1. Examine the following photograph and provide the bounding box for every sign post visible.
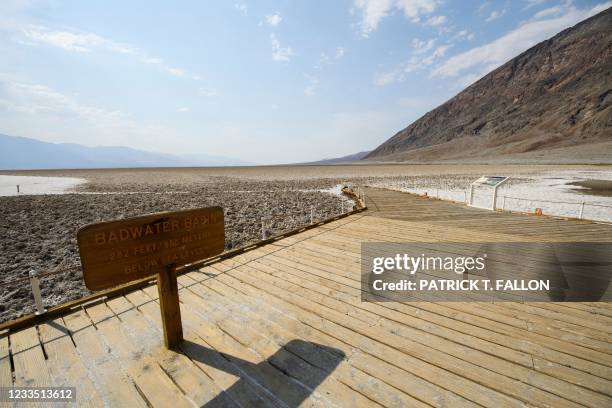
[157,264,182,347]
[77,207,224,349]
[468,176,510,210]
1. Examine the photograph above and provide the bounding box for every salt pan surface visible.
[0,175,86,196]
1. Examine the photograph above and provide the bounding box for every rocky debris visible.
[365,7,612,162]
[0,175,348,323]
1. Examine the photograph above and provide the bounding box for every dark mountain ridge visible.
[365,7,612,163]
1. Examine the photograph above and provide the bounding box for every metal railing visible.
[497,195,612,220]
[404,187,612,221]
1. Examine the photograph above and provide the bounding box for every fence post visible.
[29,270,47,315]
[261,217,267,240]
[579,202,585,220]
[16,185,20,194]
[310,206,314,224]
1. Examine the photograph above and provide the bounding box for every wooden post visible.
[261,217,267,240]
[29,270,47,315]
[157,265,183,349]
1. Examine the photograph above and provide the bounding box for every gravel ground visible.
[0,170,357,323]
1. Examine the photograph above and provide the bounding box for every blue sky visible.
[0,0,609,164]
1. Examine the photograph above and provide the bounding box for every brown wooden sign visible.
[77,207,225,291]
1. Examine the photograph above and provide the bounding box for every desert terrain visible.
[1,163,611,323]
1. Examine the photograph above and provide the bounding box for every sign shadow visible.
[179,338,346,408]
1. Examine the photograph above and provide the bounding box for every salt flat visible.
[0,175,85,196]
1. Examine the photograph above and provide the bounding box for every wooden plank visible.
[283,232,612,359]
[175,280,394,408]
[37,319,104,406]
[10,327,50,389]
[248,256,612,395]
[62,309,148,407]
[229,264,609,408]
[0,334,12,408]
[0,334,11,387]
[207,271,499,407]
[103,295,240,407]
[83,301,194,408]
[303,249,612,372]
[180,273,462,408]
[220,268,525,407]
[125,290,286,407]
[259,251,612,388]
[137,289,330,408]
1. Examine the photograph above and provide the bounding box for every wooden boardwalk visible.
[1,187,611,407]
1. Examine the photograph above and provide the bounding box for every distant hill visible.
[365,7,612,163]
[0,134,249,169]
[306,151,371,165]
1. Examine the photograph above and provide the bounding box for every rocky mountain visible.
[306,150,371,164]
[365,7,612,163]
[0,134,249,170]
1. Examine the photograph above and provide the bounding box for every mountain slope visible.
[365,7,612,163]
[0,134,249,169]
[306,151,371,164]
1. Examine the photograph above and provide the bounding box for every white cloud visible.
[453,30,475,41]
[426,15,447,26]
[316,52,331,68]
[374,70,400,86]
[412,38,435,54]
[0,75,175,150]
[266,12,282,27]
[304,74,319,96]
[432,2,611,82]
[533,6,564,19]
[524,0,548,9]
[167,68,185,77]
[485,9,506,22]
[142,57,163,64]
[315,46,345,69]
[0,77,142,136]
[375,43,450,85]
[176,107,190,113]
[234,3,248,15]
[270,33,294,62]
[14,25,200,81]
[335,46,346,59]
[199,88,217,97]
[353,0,440,37]
[20,25,133,54]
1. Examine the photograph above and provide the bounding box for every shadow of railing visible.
[179,338,345,408]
